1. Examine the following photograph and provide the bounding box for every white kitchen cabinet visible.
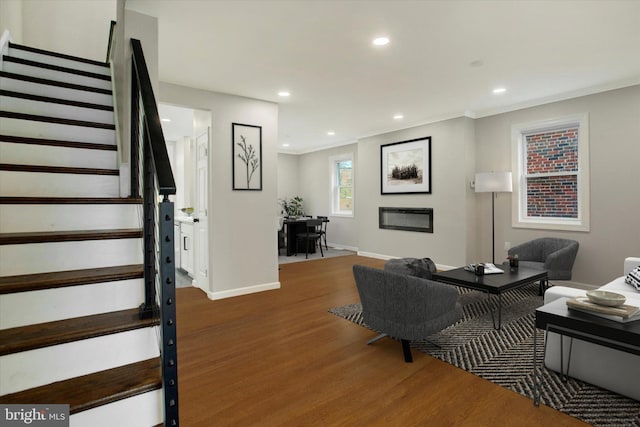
[179,222,194,276]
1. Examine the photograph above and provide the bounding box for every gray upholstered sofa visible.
[352,264,461,362]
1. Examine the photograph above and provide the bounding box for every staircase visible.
[0,41,167,426]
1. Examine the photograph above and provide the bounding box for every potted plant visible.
[281,196,304,218]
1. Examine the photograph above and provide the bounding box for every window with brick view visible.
[525,127,579,218]
[511,113,590,231]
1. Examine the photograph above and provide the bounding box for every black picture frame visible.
[232,123,262,191]
[380,136,431,194]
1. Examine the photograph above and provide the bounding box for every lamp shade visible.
[475,172,513,193]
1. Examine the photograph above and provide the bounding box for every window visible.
[330,154,354,217]
[511,113,590,231]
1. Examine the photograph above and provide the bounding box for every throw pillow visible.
[625,266,640,291]
[384,257,437,279]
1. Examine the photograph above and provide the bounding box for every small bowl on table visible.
[586,290,626,307]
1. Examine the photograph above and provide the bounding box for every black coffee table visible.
[432,266,548,330]
[532,297,640,406]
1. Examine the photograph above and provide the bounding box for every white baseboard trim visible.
[206,281,281,300]
[328,243,358,252]
[356,251,394,261]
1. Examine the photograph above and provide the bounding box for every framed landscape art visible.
[232,122,262,191]
[380,136,432,194]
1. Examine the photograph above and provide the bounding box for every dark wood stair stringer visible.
[0,229,143,245]
[0,358,162,415]
[0,264,144,295]
[0,308,159,356]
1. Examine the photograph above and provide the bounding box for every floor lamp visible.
[475,172,513,264]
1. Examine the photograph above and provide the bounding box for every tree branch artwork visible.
[237,135,260,188]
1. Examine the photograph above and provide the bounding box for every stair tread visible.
[0,228,143,245]
[0,308,159,356]
[3,56,111,81]
[0,196,142,204]
[0,111,115,130]
[0,163,119,175]
[0,71,112,95]
[0,134,116,151]
[8,42,110,69]
[0,357,162,414]
[0,89,113,111]
[0,264,144,295]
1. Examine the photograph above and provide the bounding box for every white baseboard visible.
[328,243,358,252]
[356,251,394,261]
[206,281,281,300]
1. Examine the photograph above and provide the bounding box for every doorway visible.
[159,103,211,291]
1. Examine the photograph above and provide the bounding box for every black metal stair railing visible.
[130,37,179,426]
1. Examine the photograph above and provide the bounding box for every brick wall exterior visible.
[525,127,579,218]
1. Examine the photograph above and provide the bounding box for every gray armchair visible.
[508,237,579,280]
[352,265,462,363]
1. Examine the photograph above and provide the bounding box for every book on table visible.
[463,263,504,274]
[566,297,640,323]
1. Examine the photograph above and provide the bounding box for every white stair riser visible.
[0,204,140,233]
[3,61,112,91]
[0,141,117,170]
[0,327,160,394]
[70,390,162,427]
[0,171,120,197]
[8,48,110,76]
[0,239,143,276]
[0,279,144,329]
[0,96,114,124]
[0,76,113,106]
[0,117,115,145]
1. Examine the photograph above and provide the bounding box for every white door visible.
[193,129,209,291]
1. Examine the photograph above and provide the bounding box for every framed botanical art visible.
[232,123,262,191]
[380,136,431,194]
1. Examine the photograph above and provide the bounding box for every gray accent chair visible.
[508,237,579,282]
[383,257,436,279]
[352,265,462,363]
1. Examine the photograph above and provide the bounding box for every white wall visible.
[160,82,279,299]
[475,85,640,285]
[277,153,299,202]
[0,0,23,42]
[297,144,359,250]
[17,0,115,61]
[356,117,475,267]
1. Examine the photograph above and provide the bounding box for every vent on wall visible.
[379,207,433,233]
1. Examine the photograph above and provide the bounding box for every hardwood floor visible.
[176,255,589,426]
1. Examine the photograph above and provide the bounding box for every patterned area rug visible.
[329,283,640,427]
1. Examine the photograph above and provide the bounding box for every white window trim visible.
[511,113,590,232]
[329,153,354,218]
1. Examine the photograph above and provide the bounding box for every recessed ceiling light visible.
[372,37,390,46]
[393,114,404,120]
[161,118,171,122]
[327,131,335,136]
[493,87,507,94]
[278,91,290,97]
[282,143,290,147]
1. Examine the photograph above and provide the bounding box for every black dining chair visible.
[295,219,324,259]
[317,216,329,250]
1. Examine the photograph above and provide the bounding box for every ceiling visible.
[127,0,640,154]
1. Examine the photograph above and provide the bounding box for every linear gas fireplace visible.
[379,207,433,233]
